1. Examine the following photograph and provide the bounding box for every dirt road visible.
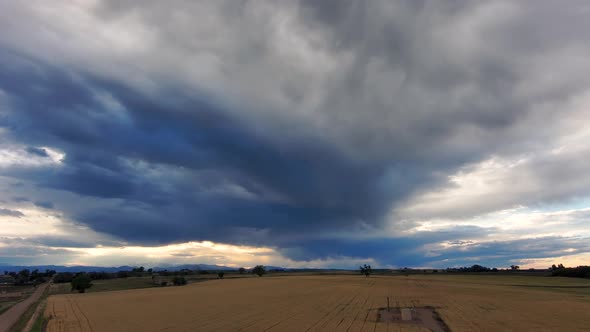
[0,283,48,332]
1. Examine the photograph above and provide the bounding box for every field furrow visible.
[44,274,590,332]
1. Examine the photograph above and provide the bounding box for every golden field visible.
[45,274,590,331]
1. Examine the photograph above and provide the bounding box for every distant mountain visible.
[263,266,290,271]
[152,264,237,271]
[151,264,291,271]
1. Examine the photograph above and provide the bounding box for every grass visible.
[86,277,159,293]
[8,288,48,332]
[0,285,35,293]
[49,274,256,295]
[29,301,47,332]
[50,276,160,295]
[0,300,19,315]
[8,300,36,332]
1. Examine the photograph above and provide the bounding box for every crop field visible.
[45,274,590,331]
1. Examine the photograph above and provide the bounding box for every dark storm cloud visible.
[0,54,401,241]
[279,225,474,265]
[0,208,24,218]
[0,42,465,242]
[1,0,590,267]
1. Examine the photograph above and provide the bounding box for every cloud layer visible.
[1,0,590,268]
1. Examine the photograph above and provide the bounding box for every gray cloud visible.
[397,142,590,221]
[0,208,24,218]
[1,1,590,267]
[426,235,590,268]
[33,201,54,209]
[25,147,49,157]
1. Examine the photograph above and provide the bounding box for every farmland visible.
[45,274,590,331]
[0,285,37,315]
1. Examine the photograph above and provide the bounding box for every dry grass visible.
[45,274,590,331]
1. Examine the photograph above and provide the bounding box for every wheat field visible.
[45,274,590,331]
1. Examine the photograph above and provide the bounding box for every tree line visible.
[549,264,590,279]
[2,269,56,285]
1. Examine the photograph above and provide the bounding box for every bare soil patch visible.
[378,306,451,332]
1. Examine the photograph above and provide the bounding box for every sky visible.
[1,0,590,269]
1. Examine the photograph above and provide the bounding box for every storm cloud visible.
[1,1,590,267]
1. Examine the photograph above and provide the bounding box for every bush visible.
[218,272,225,279]
[252,265,266,277]
[360,264,372,277]
[71,273,93,293]
[172,276,187,286]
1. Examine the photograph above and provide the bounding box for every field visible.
[0,285,36,315]
[45,274,590,331]
[47,273,261,295]
[0,283,48,332]
[48,277,159,295]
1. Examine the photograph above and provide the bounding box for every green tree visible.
[15,269,31,285]
[360,264,372,277]
[238,267,246,274]
[132,266,145,273]
[252,265,266,277]
[71,273,93,293]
